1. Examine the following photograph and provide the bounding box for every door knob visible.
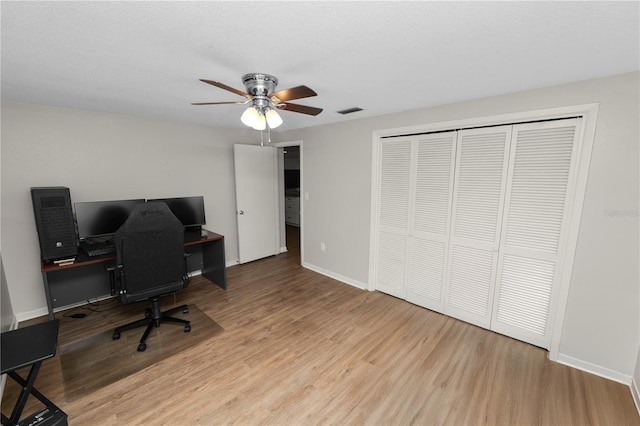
[238,210,244,215]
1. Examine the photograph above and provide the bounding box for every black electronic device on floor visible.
[1,320,68,426]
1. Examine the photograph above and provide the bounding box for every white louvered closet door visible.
[374,136,413,299]
[444,126,512,328]
[491,119,580,348]
[405,132,457,312]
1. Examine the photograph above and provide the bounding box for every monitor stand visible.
[184,226,204,243]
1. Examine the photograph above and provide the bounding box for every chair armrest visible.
[182,253,192,284]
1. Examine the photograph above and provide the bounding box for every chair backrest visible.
[114,201,187,303]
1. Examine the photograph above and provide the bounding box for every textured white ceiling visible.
[2,1,638,131]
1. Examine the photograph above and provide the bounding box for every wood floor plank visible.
[2,227,639,425]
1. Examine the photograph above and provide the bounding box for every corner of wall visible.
[302,261,368,290]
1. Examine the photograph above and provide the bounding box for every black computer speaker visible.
[31,187,78,262]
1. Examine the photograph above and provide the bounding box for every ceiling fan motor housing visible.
[242,73,278,96]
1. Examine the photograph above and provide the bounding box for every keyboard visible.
[83,244,116,258]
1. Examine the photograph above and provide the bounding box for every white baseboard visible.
[16,307,49,322]
[556,353,632,386]
[8,316,18,331]
[632,375,640,416]
[301,261,367,290]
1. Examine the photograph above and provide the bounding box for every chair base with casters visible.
[112,296,192,352]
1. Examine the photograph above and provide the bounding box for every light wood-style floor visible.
[3,226,639,425]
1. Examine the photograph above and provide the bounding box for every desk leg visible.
[201,239,227,290]
[41,272,55,320]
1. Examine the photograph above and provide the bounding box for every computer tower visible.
[31,187,78,262]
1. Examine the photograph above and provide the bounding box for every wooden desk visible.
[41,230,226,319]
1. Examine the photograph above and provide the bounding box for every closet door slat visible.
[379,138,412,230]
[504,125,576,254]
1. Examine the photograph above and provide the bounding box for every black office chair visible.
[111,201,191,352]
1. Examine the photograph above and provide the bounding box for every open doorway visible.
[283,146,301,258]
[272,140,303,263]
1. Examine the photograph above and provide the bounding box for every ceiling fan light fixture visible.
[252,114,266,131]
[265,108,283,129]
[241,106,262,129]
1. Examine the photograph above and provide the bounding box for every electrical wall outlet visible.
[320,242,326,252]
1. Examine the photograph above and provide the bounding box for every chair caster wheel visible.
[137,343,147,352]
[145,309,152,319]
[113,332,120,340]
[184,324,191,333]
[183,307,189,314]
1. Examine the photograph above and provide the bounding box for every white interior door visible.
[405,132,457,312]
[373,136,412,299]
[234,144,279,263]
[491,119,581,348]
[444,126,512,329]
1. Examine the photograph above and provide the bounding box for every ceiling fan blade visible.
[278,102,323,116]
[191,101,247,105]
[200,79,252,99]
[270,85,317,103]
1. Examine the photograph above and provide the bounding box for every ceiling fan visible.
[192,73,323,130]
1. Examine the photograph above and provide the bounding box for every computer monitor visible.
[74,199,146,240]
[148,196,206,231]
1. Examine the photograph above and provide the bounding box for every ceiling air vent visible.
[337,107,363,115]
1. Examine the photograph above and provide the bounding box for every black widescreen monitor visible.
[148,196,206,231]
[75,199,146,240]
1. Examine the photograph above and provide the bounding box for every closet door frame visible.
[369,103,599,362]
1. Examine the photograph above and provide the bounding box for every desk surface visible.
[41,230,223,272]
[1,320,60,373]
